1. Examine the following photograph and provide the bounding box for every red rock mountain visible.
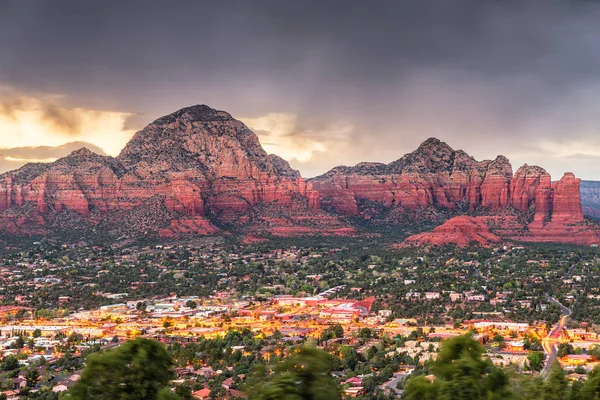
[0,105,349,238]
[310,138,599,246]
[0,106,597,246]
[311,138,514,215]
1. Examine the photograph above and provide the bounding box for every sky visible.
[2,0,600,179]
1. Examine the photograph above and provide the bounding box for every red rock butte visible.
[401,216,502,247]
[0,105,597,246]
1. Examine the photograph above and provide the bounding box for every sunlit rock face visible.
[312,138,599,246]
[311,138,515,215]
[0,105,347,237]
[0,105,596,245]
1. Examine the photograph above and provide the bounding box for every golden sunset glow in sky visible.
[0,95,136,157]
[242,113,355,163]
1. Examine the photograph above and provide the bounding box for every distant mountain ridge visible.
[581,180,600,219]
[0,104,597,246]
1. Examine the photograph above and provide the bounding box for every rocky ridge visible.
[0,105,597,246]
[0,105,344,239]
[310,138,599,246]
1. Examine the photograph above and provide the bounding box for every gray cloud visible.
[0,98,26,120]
[0,92,85,135]
[1,0,600,179]
[38,102,83,135]
[562,154,600,162]
[122,113,150,131]
[0,142,107,173]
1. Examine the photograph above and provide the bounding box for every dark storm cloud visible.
[2,0,600,178]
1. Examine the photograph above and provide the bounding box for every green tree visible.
[185,300,197,309]
[320,330,333,345]
[174,384,194,400]
[68,338,176,400]
[339,346,358,371]
[513,376,544,400]
[25,369,40,387]
[493,334,506,349]
[157,388,182,400]
[248,346,341,400]
[527,351,544,372]
[557,343,574,358]
[571,381,584,400]
[271,330,283,340]
[331,324,344,339]
[404,375,441,400]
[358,328,372,340]
[589,345,600,361]
[11,336,25,349]
[404,334,511,400]
[543,362,568,400]
[68,333,84,344]
[580,365,600,399]
[1,355,19,371]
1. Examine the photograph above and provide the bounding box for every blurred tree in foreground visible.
[404,334,511,400]
[67,338,178,400]
[248,346,341,400]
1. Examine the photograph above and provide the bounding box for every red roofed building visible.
[343,377,364,387]
[356,296,375,315]
[193,388,212,399]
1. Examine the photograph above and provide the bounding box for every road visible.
[564,262,578,279]
[379,372,410,396]
[540,295,570,378]
[539,258,579,378]
[474,268,489,282]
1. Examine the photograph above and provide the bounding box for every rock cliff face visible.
[581,181,600,220]
[0,105,345,238]
[520,172,597,245]
[0,105,596,246]
[311,138,514,216]
[115,105,327,230]
[312,138,599,246]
